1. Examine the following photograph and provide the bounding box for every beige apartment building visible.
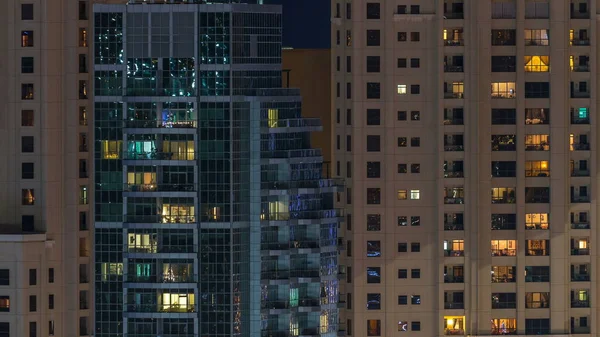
[0,0,97,336]
[333,0,598,336]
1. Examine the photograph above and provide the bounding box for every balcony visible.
[444,197,464,204]
[525,275,549,282]
[571,116,590,124]
[126,304,196,313]
[571,64,589,72]
[262,148,322,159]
[444,171,464,178]
[290,269,320,278]
[261,209,343,221]
[262,118,322,130]
[571,143,590,151]
[126,274,197,283]
[443,117,464,125]
[571,38,590,46]
[444,11,464,19]
[444,302,464,309]
[571,300,590,308]
[572,248,590,256]
[124,184,197,193]
[444,39,464,47]
[571,195,590,203]
[571,273,590,282]
[124,215,196,224]
[444,64,464,73]
[571,222,590,230]
[261,300,290,310]
[444,250,465,257]
[124,119,197,129]
[571,91,590,98]
[124,151,195,161]
[492,328,517,335]
[493,274,516,283]
[444,91,464,99]
[262,178,344,191]
[444,222,464,231]
[572,326,591,334]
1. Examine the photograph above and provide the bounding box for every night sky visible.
[265,0,331,49]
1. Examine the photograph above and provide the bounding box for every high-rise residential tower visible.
[0,0,96,336]
[93,1,341,337]
[334,0,598,336]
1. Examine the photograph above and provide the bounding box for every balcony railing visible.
[571,116,590,124]
[444,39,464,46]
[493,275,516,283]
[571,300,590,308]
[444,171,464,178]
[444,65,464,72]
[571,196,590,203]
[492,328,517,335]
[571,10,590,19]
[571,91,591,98]
[444,145,464,151]
[571,222,590,229]
[444,223,464,231]
[262,148,322,159]
[492,302,516,309]
[444,250,465,257]
[443,118,464,125]
[444,92,464,99]
[572,248,590,256]
[124,184,197,192]
[444,197,464,204]
[126,274,197,283]
[444,275,464,283]
[572,39,590,46]
[261,301,290,310]
[123,119,197,129]
[444,302,464,309]
[261,209,344,221]
[572,143,590,151]
[126,304,197,313]
[572,64,589,72]
[124,151,195,161]
[262,178,344,190]
[572,326,591,334]
[572,273,590,282]
[124,215,196,224]
[262,118,322,129]
[525,275,549,282]
[444,12,464,19]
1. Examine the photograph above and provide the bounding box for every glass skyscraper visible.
[92,2,342,337]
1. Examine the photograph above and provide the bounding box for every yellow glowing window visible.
[127,233,157,252]
[443,29,448,40]
[570,29,574,44]
[452,82,464,94]
[525,161,550,177]
[397,190,408,200]
[444,316,464,335]
[268,108,279,128]
[127,172,156,186]
[161,293,195,312]
[162,204,195,223]
[0,297,9,311]
[397,84,407,94]
[102,140,122,159]
[100,262,123,281]
[491,240,516,256]
[578,240,588,249]
[492,318,516,334]
[525,213,548,230]
[410,190,420,200]
[524,56,549,72]
[163,140,195,160]
[570,55,575,70]
[578,290,588,301]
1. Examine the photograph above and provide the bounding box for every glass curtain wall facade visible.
[93,3,341,337]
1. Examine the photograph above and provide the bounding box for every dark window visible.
[398,295,408,304]
[398,32,407,41]
[29,322,36,337]
[398,242,408,252]
[525,82,550,98]
[22,4,33,20]
[411,137,420,147]
[336,109,340,123]
[79,1,88,20]
[336,56,340,71]
[48,268,54,283]
[366,293,381,310]
[367,241,381,257]
[525,319,550,335]
[22,83,34,99]
[367,214,381,231]
[398,58,407,68]
[411,242,421,252]
[366,82,381,99]
[22,110,34,126]
[346,82,352,99]
[411,111,420,121]
[29,295,36,312]
[366,30,381,46]
[492,292,517,309]
[491,29,516,46]
[491,135,516,151]
[336,135,340,150]
[411,164,420,173]
[491,108,516,125]
[22,136,34,153]
[22,215,34,232]
[411,5,420,14]
[398,137,407,147]
[366,135,380,152]
[366,109,381,125]
[346,3,352,19]
[410,32,420,41]
[346,109,352,125]
[346,161,352,178]
[79,54,88,73]
[367,267,381,283]
[491,161,517,177]
[0,323,8,337]
[79,211,88,231]
[366,3,381,19]
[0,270,8,285]
[21,57,34,73]
[29,269,36,285]
[346,56,352,73]
[367,162,381,178]
[398,164,407,173]
[398,111,407,120]
[411,216,421,226]
[346,135,352,151]
[336,30,340,45]
[526,187,550,203]
[346,266,352,283]
[367,188,381,204]
[22,162,35,179]
[491,56,516,72]
[411,269,421,278]
[366,56,381,72]
[410,85,420,94]
[411,295,421,304]
[410,58,420,68]
[398,269,408,279]
[412,322,421,331]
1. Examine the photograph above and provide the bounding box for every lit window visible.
[0,296,9,312]
[397,190,407,200]
[79,186,88,205]
[492,318,516,335]
[410,190,420,200]
[491,82,516,98]
[397,84,407,94]
[79,28,87,47]
[525,134,550,151]
[100,262,123,281]
[444,316,465,335]
[267,108,278,128]
[525,213,549,230]
[22,189,35,205]
[101,140,122,159]
[525,161,550,177]
[524,56,550,72]
[21,31,34,47]
[491,240,517,256]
